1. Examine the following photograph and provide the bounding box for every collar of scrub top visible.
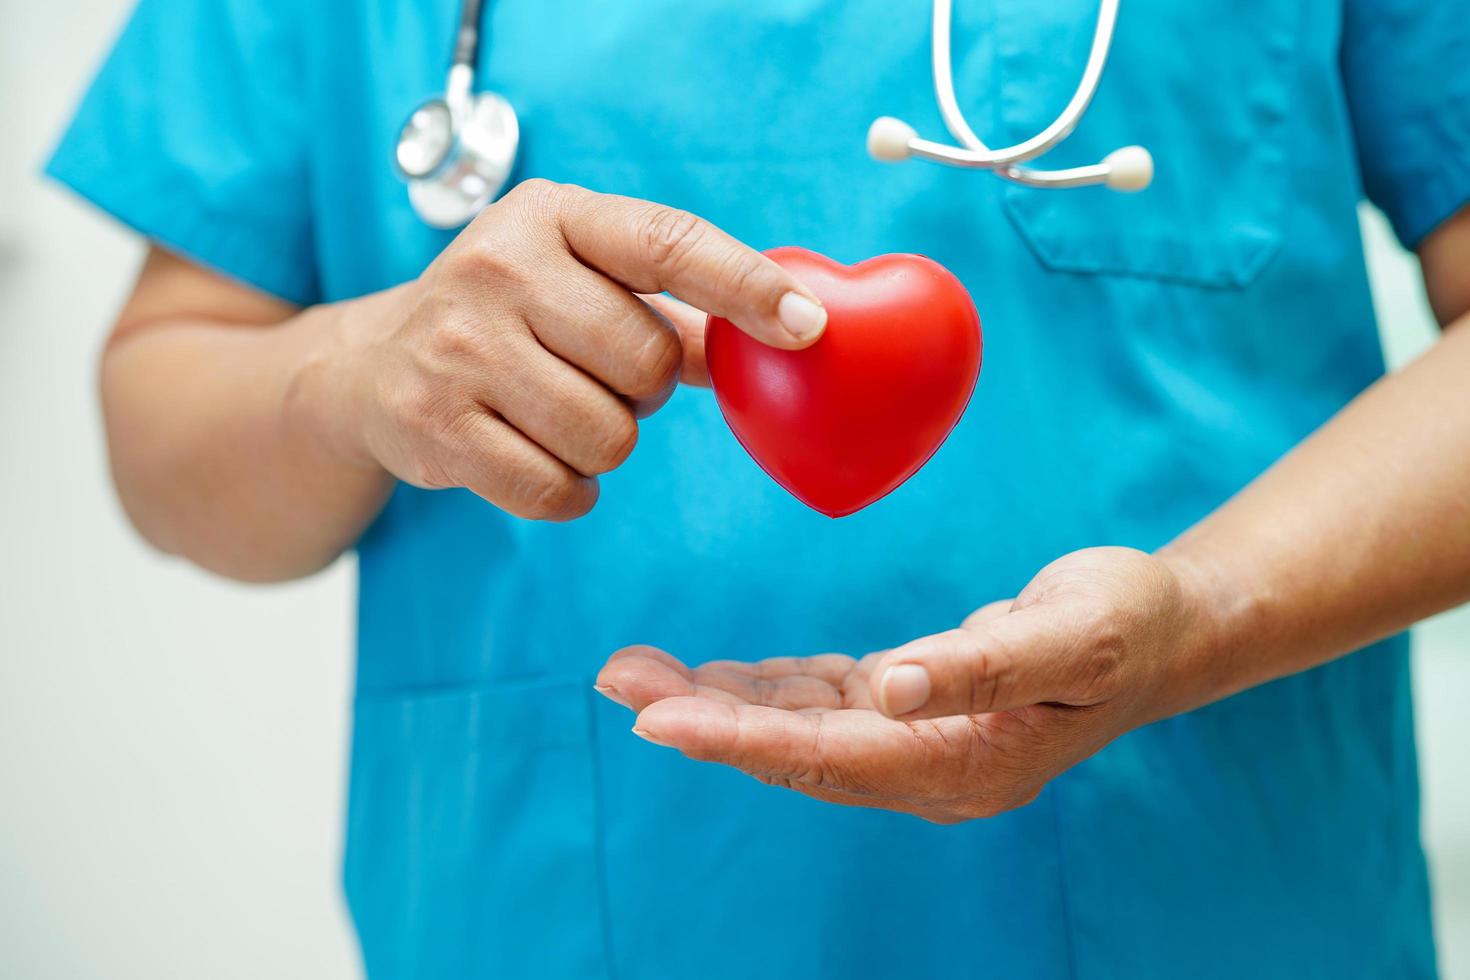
[868,0,1154,191]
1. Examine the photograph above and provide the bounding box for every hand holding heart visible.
[310,181,831,524]
[597,548,1214,823]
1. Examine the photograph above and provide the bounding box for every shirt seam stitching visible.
[1050,785,1080,980]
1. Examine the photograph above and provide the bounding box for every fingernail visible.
[632,726,670,748]
[594,684,631,710]
[777,291,827,342]
[880,664,932,716]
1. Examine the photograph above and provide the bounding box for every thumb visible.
[869,608,1094,720]
[640,292,711,387]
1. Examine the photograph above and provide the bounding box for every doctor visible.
[50,0,1470,977]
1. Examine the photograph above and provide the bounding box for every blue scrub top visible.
[50,1,1470,976]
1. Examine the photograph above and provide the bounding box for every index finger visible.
[549,184,827,349]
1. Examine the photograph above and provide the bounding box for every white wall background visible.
[1,3,362,977]
[1,3,1466,978]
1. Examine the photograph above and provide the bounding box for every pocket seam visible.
[586,685,621,980]
[344,674,611,977]
[994,0,1305,290]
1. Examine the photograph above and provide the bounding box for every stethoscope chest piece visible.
[395,0,519,229]
[398,89,519,229]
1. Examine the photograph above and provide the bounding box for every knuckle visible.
[624,324,682,399]
[438,241,528,295]
[476,179,574,257]
[431,401,486,448]
[517,472,594,522]
[1075,607,1127,703]
[589,409,639,474]
[952,630,1007,713]
[506,177,565,212]
[479,245,530,285]
[637,205,704,272]
[512,477,565,520]
[424,316,485,361]
[1079,638,1126,703]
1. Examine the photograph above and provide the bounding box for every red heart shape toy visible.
[706,247,982,517]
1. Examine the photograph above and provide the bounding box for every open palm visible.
[599,645,1033,821]
[597,547,1201,823]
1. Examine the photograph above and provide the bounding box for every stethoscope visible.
[395,0,1152,228]
[393,0,519,228]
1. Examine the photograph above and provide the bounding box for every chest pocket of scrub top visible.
[343,677,607,979]
[988,0,1304,288]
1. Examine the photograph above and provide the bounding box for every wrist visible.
[1152,540,1268,719]
[283,282,416,472]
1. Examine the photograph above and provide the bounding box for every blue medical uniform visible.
[49,0,1470,976]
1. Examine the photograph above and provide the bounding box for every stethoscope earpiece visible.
[867,116,920,163]
[1101,145,1153,192]
[872,0,1153,192]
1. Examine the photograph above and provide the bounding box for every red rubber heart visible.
[706,247,982,517]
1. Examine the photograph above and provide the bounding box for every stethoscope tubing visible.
[399,0,1151,227]
[930,0,1117,172]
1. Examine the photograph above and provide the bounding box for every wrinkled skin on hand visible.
[597,547,1211,823]
[308,179,825,523]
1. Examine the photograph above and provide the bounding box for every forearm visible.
[1159,315,1470,714]
[101,288,403,582]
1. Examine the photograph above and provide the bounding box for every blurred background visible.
[2,2,1467,977]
